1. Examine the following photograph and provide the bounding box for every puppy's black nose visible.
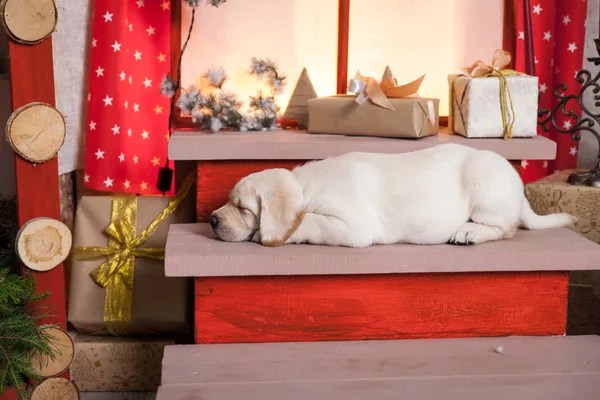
[210,214,220,229]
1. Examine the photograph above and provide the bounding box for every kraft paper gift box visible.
[70,334,172,391]
[68,176,195,336]
[449,49,538,138]
[307,67,439,139]
[524,169,600,302]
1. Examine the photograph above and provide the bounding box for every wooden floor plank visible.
[166,224,600,277]
[158,336,600,400]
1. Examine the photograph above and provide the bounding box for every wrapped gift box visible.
[307,95,439,139]
[68,190,195,336]
[525,169,600,304]
[448,73,538,138]
[70,334,172,391]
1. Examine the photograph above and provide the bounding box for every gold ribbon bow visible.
[451,49,522,139]
[347,67,435,135]
[347,66,425,111]
[71,174,194,335]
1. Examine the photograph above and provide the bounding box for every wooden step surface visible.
[157,335,600,400]
[165,224,600,277]
[168,128,556,161]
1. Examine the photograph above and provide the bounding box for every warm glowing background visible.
[181,0,503,117]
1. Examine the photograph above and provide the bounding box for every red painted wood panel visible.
[337,0,350,94]
[197,160,304,221]
[8,39,67,329]
[194,272,568,344]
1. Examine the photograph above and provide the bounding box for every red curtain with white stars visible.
[514,0,587,184]
[84,0,173,195]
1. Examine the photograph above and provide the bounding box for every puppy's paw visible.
[449,223,480,246]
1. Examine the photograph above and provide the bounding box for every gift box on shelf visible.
[68,175,195,336]
[70,334,172,391]
[449,49,538,139]
[307,67,439,139]
[525,169,600,307]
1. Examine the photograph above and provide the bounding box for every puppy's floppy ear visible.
[259,178,304,247]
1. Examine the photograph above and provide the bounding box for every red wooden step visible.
[165,224,600,344]
[157,335,600,400]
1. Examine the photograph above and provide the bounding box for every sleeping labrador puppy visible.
[210,144,575,248]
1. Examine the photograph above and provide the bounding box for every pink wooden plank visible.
[165,224,600,277]
[158,375,599,400]
[168,128,556,161]
[161,336,600,385]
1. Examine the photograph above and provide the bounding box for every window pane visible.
[181,0,338,114]
[348,0,503,115]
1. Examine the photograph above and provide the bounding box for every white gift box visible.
[448,73,539,138]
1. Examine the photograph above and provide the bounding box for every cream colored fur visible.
[211,144,575,247]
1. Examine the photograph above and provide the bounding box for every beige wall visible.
[181,0,504,116]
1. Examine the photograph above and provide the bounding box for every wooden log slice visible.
[30,377,80,400]
[30,327,75,378]
[6,102,66,164]
[16,217,72,272]
[1,0,57,44]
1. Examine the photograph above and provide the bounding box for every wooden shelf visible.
[165,223,600,277]
[158,335,600,400]
[168,128,557,161]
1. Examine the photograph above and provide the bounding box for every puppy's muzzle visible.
[210,213,220,230]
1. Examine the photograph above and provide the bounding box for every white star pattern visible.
[567,42,578,53]
[574,70,579,79]
[521,160,529,169]
[563,120,573,130]
[563,15,571,25]
[543,31,552,41]
[534,57,539,65]
[543,161,548,168]
[518,31,525,40]
[569,146,578,156]
[532,4,542,15]
[539,83,547,93]
[111,41,121,52]
[86,3,171,195]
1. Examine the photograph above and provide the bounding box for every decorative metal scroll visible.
[537,39,600,187]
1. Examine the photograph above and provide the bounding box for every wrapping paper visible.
[449,73,538,138]
[70,334,171,391]
[524,169,600,302]
[307,95,439,138]
[68,194,194,335]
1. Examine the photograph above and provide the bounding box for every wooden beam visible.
[522,0,536,75]
[7,30,68,365]
[502,0,517,70]
[336,0,350,94]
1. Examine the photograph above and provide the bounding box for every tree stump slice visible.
[6,102,65,164]
[30,377,80,400]
[1,0,57,44]
[16,217,72,272]
[30,327,75,378]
